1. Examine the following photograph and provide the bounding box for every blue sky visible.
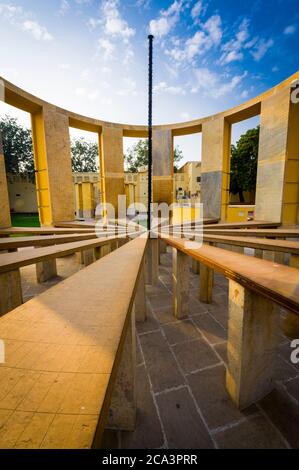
[0,0,298,164]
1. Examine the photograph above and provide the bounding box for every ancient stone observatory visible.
[0,72,299,228]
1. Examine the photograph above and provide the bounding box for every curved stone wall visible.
[0,72,299,226]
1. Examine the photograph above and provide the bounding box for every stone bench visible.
[0,227,96,236]
[202,228,299,238]
[0,233,98,252]
[159,234,299,410]
[0,235,128,315]
[168,231,299,268]
[0,235,147,449]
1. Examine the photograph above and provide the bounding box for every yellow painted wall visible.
[0,150,11,228]
[226,205,255,222]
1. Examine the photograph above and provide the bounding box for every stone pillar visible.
[100,127,124,216]
[75,184,83,219]
[262,251,284,264]
[83,249,95,266]
[82,182,94,219]
[201,118,231,221]
[135,259,146,322]
[31,105,75,226]
[226,280,279,409]
[153,129,173,205]
[230,245,244,254]
[159,239,167,263]
[36,259,57,283]
[0,135,11,228]
[199,264,213,303]
[0,270,23,315]
[192,259,200,274]
[254,248,263,259]
[255,85,299,224]
[172,248,189,319]
[106,307,136,431]
[151,238,159,286]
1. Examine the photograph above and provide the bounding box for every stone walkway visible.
[19,249,299,449]
[104,250,299,449]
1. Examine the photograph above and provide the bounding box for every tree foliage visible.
[70,138,99,172]
[230,126,260,203]
[124,139,184,173]
[0,116,99,180]
[0,115,35,181]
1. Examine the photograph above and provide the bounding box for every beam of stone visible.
[226,279,280,410]
[106,307,136,431]
[36,259,57,283]
[172,248,189,319]
[199,264,213,303]
[135,259,146,322]
[0,270,23,315]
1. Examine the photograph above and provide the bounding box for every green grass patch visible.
[11,213,40,227]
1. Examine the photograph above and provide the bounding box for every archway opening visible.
[0,101,39,227]
[228,115,260,221]
[123,136,148,226]
[69,127,100,220]
[173,132,202,224]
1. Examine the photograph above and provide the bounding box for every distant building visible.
[175,161,201,202]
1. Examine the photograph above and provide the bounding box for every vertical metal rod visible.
[148,34,154,231]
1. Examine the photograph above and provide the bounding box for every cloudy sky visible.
[0,0,298,163]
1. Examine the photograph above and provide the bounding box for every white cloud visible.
[59,63,71,70]
[220,19,249,64]
[191,1,202,20]
[117,78,137,96]
[250,38,273,61]
[166,15,222,63]
[192,68,246,99]
[204,15,222,45]
[0,3,53,41]
[97,37,115,59]
[284,25,296,35]
[22,20,53,41]
[154,81,185,95]
[75,87,99,100]
[136,0,151,8]
[58,0,70,16]
[180,111,190,120]
[102,0,135,40]
[149,1,184,38]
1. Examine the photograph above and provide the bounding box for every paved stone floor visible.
[20,249,299,449]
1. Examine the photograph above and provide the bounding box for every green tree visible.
[0,115,35,181]
[124,139,183,172]
[71,138,99,172]
[230,126,260,203]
